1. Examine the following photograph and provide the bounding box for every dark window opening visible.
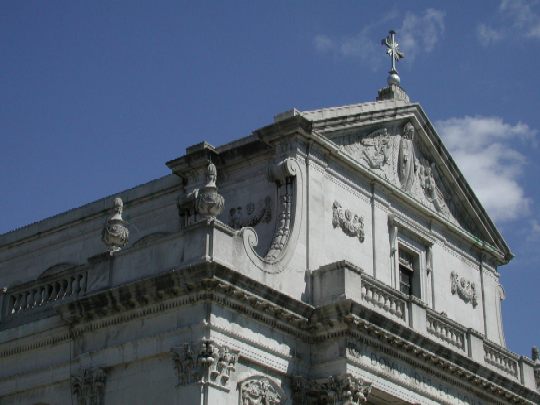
[399,249,416,296]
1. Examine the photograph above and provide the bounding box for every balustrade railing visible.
[426,311,466,351]
[360,277,406,322]
[484,341,519,378]
[3,269,87,320]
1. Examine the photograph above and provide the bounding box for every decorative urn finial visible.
[195,161,225,218]
[102,197,129,253]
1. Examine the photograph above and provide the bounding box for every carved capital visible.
[292,373,371,404]
[450,272,478,307]
[332,201,365,243]
[171,339,238,390]
[71,368,107,405]
[239,376,285,405]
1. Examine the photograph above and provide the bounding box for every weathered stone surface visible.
[0,97,536,405]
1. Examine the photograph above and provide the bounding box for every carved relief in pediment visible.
[331,121,475,233]
[334,128,392,179]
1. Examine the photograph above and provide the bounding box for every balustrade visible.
[426,311,466,351]
[484,342,519,378]
[360,278,406,321]
[4,270,87,319]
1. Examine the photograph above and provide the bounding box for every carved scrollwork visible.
[332,201,365,242]
[450,271,478,307]
[229,196,272,229]
[239,376,284,405]
[292,373,371,405]
[71,368,107,405]
[171,338,238,390]
[239,157,304,273]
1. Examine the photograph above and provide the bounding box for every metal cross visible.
[382,30,404,73]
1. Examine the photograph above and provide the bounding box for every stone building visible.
[1,33,539,405]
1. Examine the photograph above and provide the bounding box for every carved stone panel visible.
[71,368,107,405]
[171,338,238,390]
[332,201,365,242]
[229,196,272,229]
[239,376,284,405]
[450,271,478,307]
[330,121,479,236]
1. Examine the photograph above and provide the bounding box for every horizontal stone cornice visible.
[1,261,537,403]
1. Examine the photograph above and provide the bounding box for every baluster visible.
[80,272,87,293]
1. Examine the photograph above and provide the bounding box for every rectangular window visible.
[398,249,416,297]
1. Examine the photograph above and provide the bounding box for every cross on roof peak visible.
[382,30,405,86]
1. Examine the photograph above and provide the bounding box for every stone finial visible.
[533,346,539,362]
[195,162,225,218]
[102,198,129,253]
[377,30,409,102]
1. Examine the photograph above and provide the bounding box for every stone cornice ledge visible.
[343,313,538,404]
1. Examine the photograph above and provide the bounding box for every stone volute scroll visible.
[101,197,129,254]
[239,157,304,273]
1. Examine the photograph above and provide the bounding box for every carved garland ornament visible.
[239,376,284,405]
[292,373,371,405]
[332,201,365,242]
[229,196,272,229]
[171,338,238,390]
[450,271,478,307]
[71,368,107,405]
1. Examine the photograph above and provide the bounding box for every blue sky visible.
[1,1,539,356]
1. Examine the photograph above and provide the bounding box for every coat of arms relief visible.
[333,121,468,231]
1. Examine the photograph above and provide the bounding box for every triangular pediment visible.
[300,101,511,263]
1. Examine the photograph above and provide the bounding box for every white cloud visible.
[313,9,445,67]
[435,116,536,222]
[477,23,504,46]
[478,0,540,44]
[399,9,445,61]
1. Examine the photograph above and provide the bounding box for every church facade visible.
[1,35,540,405]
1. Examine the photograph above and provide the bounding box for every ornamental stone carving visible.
[196,162,225,218]
[398,121,416,192]
[450,271,478,307]
[292,373,371,404]
[229,196,272,229]
[71,367,107,405]
[532,347,540,388]
[101,198,129,253]
[335,128,391,179]
[171,338,238,390]
[332,201,365,242]
[239,376,284,405]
